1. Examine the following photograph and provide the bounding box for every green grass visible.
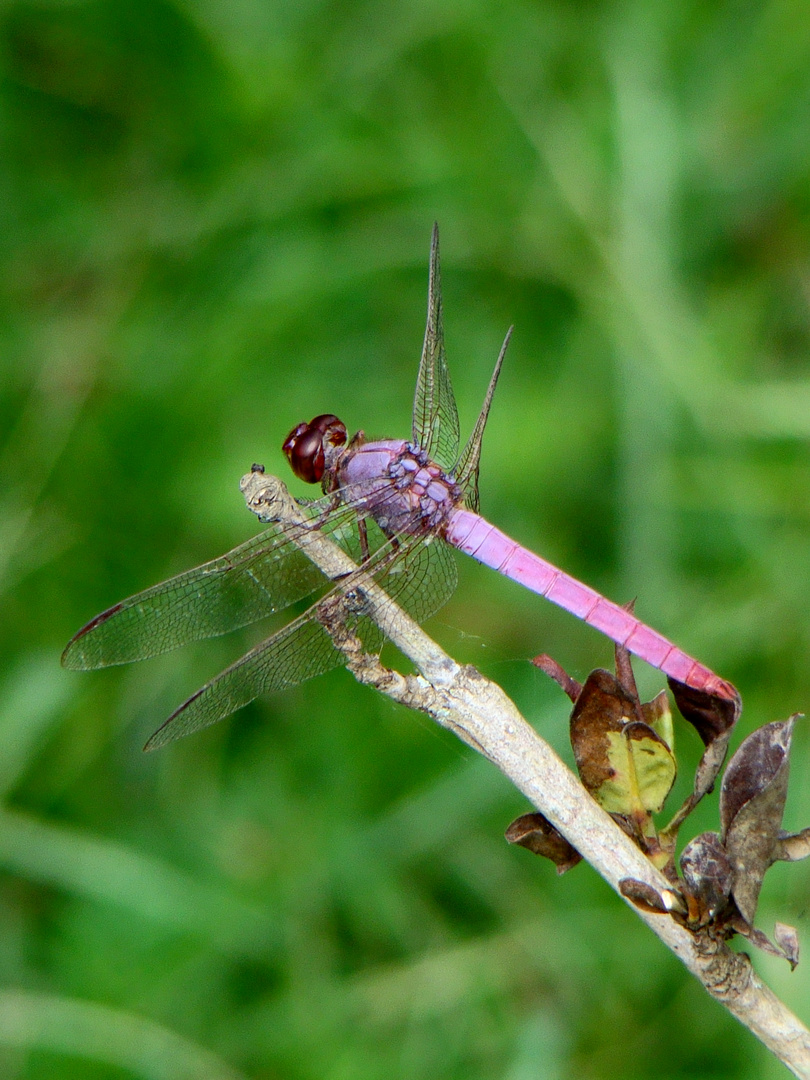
[1,1,810,1076]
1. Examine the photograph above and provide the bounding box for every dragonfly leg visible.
[356,517,399,564]
[358,518,370,562]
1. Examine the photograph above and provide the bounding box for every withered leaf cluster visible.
[507,643,809,967]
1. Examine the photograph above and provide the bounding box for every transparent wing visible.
[453,326,512,512]
[144,533,458,750]
[411,223,460,470]
[144,614,351,750]
[61,493,368,669]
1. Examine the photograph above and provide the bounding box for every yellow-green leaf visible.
[595,722,677,815]
[643,690,674,752]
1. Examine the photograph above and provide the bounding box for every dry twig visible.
[242,468,810,1079]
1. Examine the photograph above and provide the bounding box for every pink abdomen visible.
[445,508,737,700]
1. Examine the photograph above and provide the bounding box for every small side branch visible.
[241,469,810,1079]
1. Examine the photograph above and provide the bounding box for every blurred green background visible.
[2,0,810,1077]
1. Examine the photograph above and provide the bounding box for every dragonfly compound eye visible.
[282,414,347,484]
[309,414,347,448]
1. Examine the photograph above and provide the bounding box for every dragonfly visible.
[63,225,738,750]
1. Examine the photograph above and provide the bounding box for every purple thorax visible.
[337,439,463,536]
[282,415,465,538]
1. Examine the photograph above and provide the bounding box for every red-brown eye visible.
[282,415,347,484]
[309,414,347,447]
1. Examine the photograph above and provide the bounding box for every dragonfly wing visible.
[143,607,370,750]
[62,498,366,670]
[376,533,458,624]
[144,532,459,750]
[452,326,511,512]
[411,223,460,471]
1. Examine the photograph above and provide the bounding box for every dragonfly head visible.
[282,413,348,484]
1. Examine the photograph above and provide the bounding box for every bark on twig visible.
[241,469,810,1079]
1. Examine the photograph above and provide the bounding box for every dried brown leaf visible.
[569,669,635,798]
[679,831,732,921]
[505,812,582,874]
[720,716,799,924]
[619,878,685,915]
[531,654,581,702]
[774,922,800,969]
[774,827,810,862]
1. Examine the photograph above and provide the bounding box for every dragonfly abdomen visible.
[445,508,737,701]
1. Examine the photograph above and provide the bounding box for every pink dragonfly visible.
[63,226,738,749]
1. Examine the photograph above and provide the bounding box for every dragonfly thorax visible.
[338,439,462,538]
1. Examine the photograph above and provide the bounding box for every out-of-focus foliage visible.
[1,1,809,1076]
